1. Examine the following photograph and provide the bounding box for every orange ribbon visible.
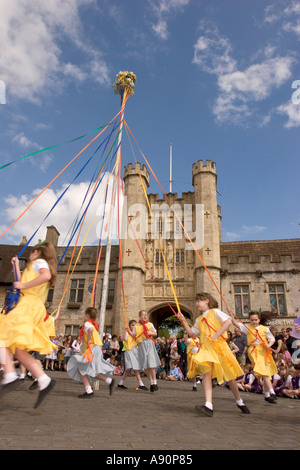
[83,344,93,363]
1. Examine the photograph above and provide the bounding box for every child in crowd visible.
[281,367,300,399]
[156,357,168,380]
[273,365,291,397]
[166,361,181,380]
[241,364,263,393]
[178,292,250,417]
[67,307,115,398]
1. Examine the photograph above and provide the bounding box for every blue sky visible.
[0,0,300,247]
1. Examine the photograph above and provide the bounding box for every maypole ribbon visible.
[0,105,127,242]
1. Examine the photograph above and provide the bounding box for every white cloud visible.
[0,175,125,247]
[11,132,53,172]
[0,0,110,103]
[276,100,300,127]
[193,20,295,125]
[223,225,267,242]
[193,23,236,75]
[150,0,190,39]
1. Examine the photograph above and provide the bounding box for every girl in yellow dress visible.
[118,320,148,391]
[67,307,115,398]
[178,292,250,417]
[0,242,57,408]
[230,310,278,403]
[132,310,161,392]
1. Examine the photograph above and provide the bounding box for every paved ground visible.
[0,371,299,452]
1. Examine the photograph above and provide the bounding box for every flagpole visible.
[98,72,136,339]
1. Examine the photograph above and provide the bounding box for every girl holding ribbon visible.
[230,310,278,403]
[132,310,161,392]
[118,319,148,391]
[0,242,57,408]
[67,307,115,398]
[178,292,250,417]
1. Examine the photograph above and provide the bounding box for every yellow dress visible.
[247,325,278,379]
[192,309,244,384]
[44,315,56,338]
[0,261,54,355]
[186,337,202,379]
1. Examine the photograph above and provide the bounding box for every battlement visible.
[123,162,150,183]
[192,159,217,174]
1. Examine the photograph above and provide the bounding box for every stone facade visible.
[0,160,299,336]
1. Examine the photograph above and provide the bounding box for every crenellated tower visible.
[192,159,221,294]
[114,162,150,332]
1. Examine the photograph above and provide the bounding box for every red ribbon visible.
[79,319,99,339]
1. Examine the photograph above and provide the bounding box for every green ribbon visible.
[0,123,113,171]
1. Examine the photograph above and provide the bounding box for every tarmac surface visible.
[0,370,299,452]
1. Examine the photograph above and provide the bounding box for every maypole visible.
[98,71,136,338]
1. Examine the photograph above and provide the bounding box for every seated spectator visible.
[282,367,300,399]
[169,347,180,369]
[273,365,291,397]
[156,358,167,380]
[166,361,181,381]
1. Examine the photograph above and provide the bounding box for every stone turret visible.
[114,162,150,332]
[192,159,221,293]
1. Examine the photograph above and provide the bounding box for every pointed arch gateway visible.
[148,302,193,334]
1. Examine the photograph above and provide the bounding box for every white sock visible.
[270,388,275,395]
[119,379,124,385]
[85,385,93,394]
[105,377,112,385]
[205,401,213,410]
[19,373,26,379]
[150,380,154,385]
[2,372,18,385]
[153,380,157,385]
[37,374,51,391]
[138,380,144,386]
[265,391,270,398]
[236,399,244,406]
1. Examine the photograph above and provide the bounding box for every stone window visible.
[108,279,115,304]
[69,279,85,303]
[269,284,287,315]
[176,250,185,263]
[65,324,80,337]
[234,285,250,317]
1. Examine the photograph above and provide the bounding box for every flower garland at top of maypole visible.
[112,71,136,96]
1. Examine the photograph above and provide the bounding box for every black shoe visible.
[0,378,20,396]
[150,384,154,392]
[265,395,277,403]
[195,404,213,417]
[138,385,148,391]
[109,378,115,395]
[192,387,197,391]
[237,404,251,414]
[118,384,127,389]
[29,380,38,391]
[34,379,56,409]
[78,391,94,398]
[153,384,158,391]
